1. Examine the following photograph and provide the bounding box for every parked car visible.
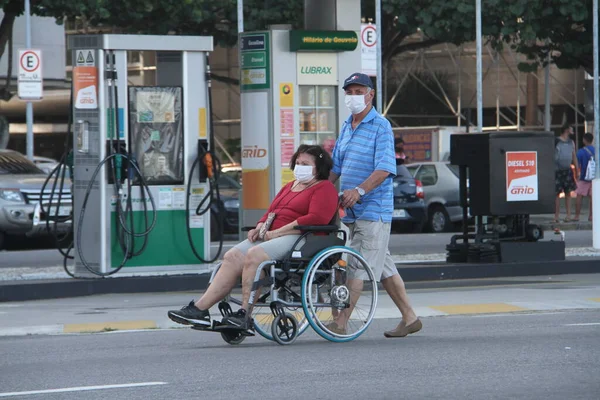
[32,156,60,175]
[391,164,427,233]
[0,150,72,249]
[406,161,469,233]
[210,173,241,241]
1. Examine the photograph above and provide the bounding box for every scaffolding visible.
[381,41,587,138]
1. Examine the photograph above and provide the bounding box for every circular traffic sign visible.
[361,25,377,47]
[20,51,40,73]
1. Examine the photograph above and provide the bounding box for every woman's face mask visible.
[294,164,314,183]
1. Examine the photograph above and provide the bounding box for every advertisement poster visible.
[128,87,183,185]
[401,130,433,162]
[73,66,98,109]
[506,151,538,202]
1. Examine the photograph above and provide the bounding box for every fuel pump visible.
[66,34,216,277]
[74,50,158,277]
[186,57,225,264]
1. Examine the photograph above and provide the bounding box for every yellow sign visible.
[198,108,207,138]
[281,168,294,188]
[279,83,294,108]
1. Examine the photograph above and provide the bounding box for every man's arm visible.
[341,170,390,207]
[329,171,339,184]
[572,143,579,175]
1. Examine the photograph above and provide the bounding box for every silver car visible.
[0,150,72,249]
[406,161,469,233]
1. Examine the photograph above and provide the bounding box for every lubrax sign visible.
[289,30,359,52]
[300,66,333,75]
[297,53,337,85]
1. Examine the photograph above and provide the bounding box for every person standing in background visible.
[574,132,595,222]
[554,123,579,223]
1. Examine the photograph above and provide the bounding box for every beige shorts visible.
[345,220,399,282]
[232,234,303,260]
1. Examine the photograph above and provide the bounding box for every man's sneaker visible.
[167,301,211,327]
[219,309,255,335]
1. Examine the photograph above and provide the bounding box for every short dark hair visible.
[289,144,333,180]
[583,132,594,144]
[561,122,572,133]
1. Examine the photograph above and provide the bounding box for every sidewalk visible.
[531,197,593,231]
[1,274,598,337]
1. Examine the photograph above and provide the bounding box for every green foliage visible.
[493,0,592,73]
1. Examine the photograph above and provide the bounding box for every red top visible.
[258,180,339,231]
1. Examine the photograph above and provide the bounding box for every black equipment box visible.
[450,131,555,216]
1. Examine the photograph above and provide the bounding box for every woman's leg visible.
[240,246,271,312]
[195,248,245,310]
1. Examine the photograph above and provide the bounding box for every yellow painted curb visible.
[63,320,157,333]
[589,298,600,303]
[430,303,528,315]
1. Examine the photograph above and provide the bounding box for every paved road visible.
[1,310,598,399]
[0,231,593,270]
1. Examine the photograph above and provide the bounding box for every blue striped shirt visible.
[332,107,396,223]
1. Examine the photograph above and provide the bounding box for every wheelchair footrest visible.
[190,320,255,337]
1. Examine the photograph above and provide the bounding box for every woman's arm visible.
[264,219,300,240]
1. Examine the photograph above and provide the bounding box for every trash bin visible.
[450,131,555,216]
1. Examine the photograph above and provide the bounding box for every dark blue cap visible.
[342,72,374,90]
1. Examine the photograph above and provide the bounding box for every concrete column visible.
[304,0,337,30]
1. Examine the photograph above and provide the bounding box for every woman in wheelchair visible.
[168,144,339,334]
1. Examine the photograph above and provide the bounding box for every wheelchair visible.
[198,223,379,346]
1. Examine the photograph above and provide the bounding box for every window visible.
[446,163,460,178]
[415,165,438,186]
[298,85,337,155]
[406,165,419,177]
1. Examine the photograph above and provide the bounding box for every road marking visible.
[0,382,167,397]
[589,298,600,303]
[63,320,157,333]
[429,303,528,315]
[564,322,600,326]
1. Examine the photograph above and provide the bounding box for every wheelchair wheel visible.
[227,277,313,341]
[301,246,378,343]
[271,313,299,345]
[220,330,246,345]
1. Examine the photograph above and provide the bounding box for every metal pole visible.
[25,0,34,161]
[237,0,244,33]
[544,61,551,131]
[476,0,483,132]
[375,0,382,112]
[593,0,599,249]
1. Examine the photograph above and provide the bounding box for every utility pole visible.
[25,0,34,160]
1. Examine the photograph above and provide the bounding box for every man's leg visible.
[331,221,387,332]
[555,195,561,221]
[589,190,593,221]
[565,192,573,220]
[381,262,417,325]
[575,194,583,220]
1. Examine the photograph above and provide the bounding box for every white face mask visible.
[294,164,314,183]
[345,91,370,114]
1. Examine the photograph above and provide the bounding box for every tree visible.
[494,0,592,73]
[361,0,506,66]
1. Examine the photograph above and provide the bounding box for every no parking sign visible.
[18,49,43,100]
[361,24,376,77]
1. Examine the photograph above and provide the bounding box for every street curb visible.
[537,223,593,231]
[2,258,600,303]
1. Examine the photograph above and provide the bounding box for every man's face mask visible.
[345,89,371,114]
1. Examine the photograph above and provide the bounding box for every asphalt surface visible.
[0,231,594,270]
[0,310,598,399]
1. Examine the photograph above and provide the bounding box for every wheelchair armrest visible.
[294,225,339,233]
[241,226,255,232]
